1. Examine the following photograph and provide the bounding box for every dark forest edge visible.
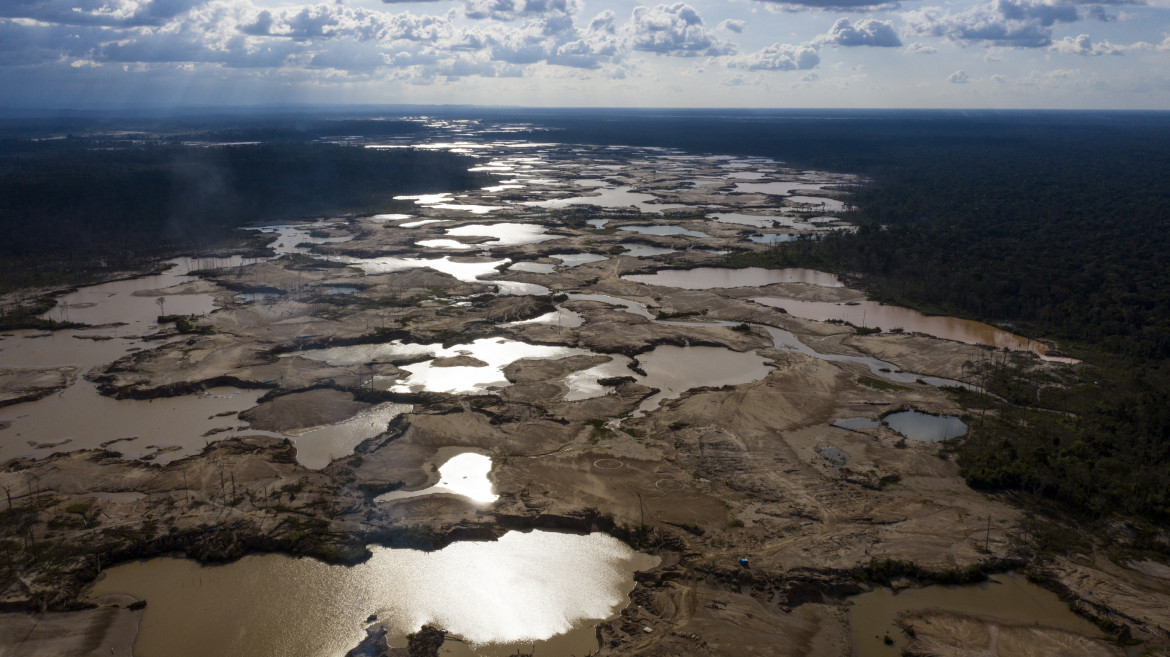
[508,111,1169,536]
[2,109,1168,554]
[0,133,491,296]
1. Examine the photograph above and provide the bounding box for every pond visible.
[881,410,967,442]
[0,382,266,464]
[527,186,688,213]
[849,573,1100,657]
[377,451,497,505]
[284,402,413,470]
[634,345,774,415]
[624,267,843,289]
[619,225,709,238]
[619,243,676,257]
[751,296,1061,358]
[90,530,658,657]
[293,338,596,395]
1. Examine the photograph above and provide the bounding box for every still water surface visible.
[753,296,1059,357]
[625,267,843,289]
[90,531,657,657]
[849,573,1099,657]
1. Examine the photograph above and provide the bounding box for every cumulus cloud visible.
[907,41,937,53]
[0,0,208,27]
[717,18,747,33]
[729,41,820,69]
[626,3,734,56]
[814,18,901,46]
[947,69,970,83]
[907,0,1080,48]
[1051,33,1124,53]
[463,0,581,21]
[752,0,902,12]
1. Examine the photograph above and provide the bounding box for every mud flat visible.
[0,120,1162,657]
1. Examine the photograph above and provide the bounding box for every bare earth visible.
[1,141,1166,657]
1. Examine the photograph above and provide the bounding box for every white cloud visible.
[1051,33,1124,54]
[0,0,209,28]
[814,17,901,46]
[463,0,581,22]
[753,0,902,12]
[717,18,746,33]
[947,69,970,82]
[907,0,1080,48]
[907,41,937,53]
[625,3,734,56]
[729,41,820,69]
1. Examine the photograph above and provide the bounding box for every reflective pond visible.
[90,531,658,657]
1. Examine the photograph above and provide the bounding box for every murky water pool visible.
[527,186,687,212]
[90,530,657,657]
[0,381,265,464]
[619,225,709,238]
[752,296,1059,357]
[292,338,595,395]
[849,573,1100,657]
[881,410,967,442]
[284,402,413,470]
[634,345,774,415]
[624,267,843,289]
[619,243,676,257]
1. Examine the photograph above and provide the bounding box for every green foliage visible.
[157,314,213,334]
[0,297,86,330]
[955,356,1170,522]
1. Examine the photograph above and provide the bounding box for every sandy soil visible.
[0,141,1162,657]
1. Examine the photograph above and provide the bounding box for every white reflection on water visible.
[416,239,474,250]
[294,338,592,394]
[398,219,448,228]
[393,193,453,205]
[285,402,413,470]
[445,223,558,247]
[526,186,688,212]
[429,203,504,214]
[344,256,508,282]
[501,308,584,328]
[377,452,497,504]
[90,531,657,657]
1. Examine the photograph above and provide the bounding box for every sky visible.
[2,0,1170,109]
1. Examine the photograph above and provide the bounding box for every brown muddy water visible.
[90,531,657,657]
[849,573,1100,657]
[634,345,774,415]
[624,267,843,289]
[0,381,265,463]
[753,296,1072,360]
